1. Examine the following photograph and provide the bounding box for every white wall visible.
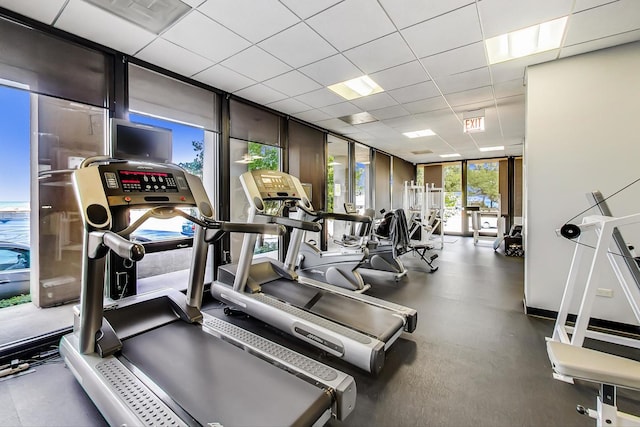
[525,41,640,324]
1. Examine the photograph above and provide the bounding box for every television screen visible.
[112,119,172,163]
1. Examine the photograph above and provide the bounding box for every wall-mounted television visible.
[111,119,172,163]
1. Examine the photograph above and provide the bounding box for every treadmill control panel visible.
[98,163,196,208]
[249,170,303,200]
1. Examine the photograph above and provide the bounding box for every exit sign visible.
[463,116,485,133]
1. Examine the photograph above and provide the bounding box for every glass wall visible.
[229,139,281,261]
[353,143,370,214]
[0,86,31,308]
[327,136,350,245]
[126,113,206,293]
[443,163,463,233]
[467,160,500,236]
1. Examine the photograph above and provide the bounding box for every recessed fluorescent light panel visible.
[485,16,568,64]
[479,146,504,152]
[440,153,460,158]
[403,129,436,138]
[85,0,191,34]
[328,76,384,100]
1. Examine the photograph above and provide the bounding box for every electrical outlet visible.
[596,288,614,298]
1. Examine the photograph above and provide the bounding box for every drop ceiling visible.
[1,0,639,163]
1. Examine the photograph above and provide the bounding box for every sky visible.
[0,86,30,202]
[0,85,204,203]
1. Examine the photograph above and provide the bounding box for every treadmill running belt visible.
[261,280,404,343]
[121,321,331,427]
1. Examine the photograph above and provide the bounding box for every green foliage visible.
[248,142,280,171]
[443,164,462,192]
[178,140,203,177]
[327,155,334,212]
[416,166,424,185]
[0,293,31,308]
[467,162,499,208]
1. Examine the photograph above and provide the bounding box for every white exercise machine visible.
[547,340,640,426]
[547,190,640,426]
[403,181,444,249]
[551,191,640,360]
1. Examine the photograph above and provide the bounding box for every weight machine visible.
[403,181,444,249]
[547,190,640,426]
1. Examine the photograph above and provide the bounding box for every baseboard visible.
[525,306,640,338]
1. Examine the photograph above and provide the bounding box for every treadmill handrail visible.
[314,211,372,224]
[268,215,322,232]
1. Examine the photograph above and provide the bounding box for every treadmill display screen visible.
[115,170,179,193]
[254,171,300,199]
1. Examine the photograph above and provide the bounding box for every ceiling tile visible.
[355,122,400,137]
[181,0,205,7]
[573,0,618,13]
[295,88,346,108]
[401,5,482,57]
[420,42,487,78]
[221,46,292,81]
[370,105,411,120]
[369,61,429,91]
[234,84,288,105]
[388,81,441,103]
[445,86,494,107]
[434,67,491,94]
[55,0,156,54]
[493,79,525,99]
[404,96,449,114]
[560,29,640,58]
[350,93,398,110]
[299,55,363,86]
[263,70,322,97]
[306,0,396,51]
[259,23,337,68]
[198,0,299,43]
[279,0,343,19]
[490,50,558,83]
[136,38,214,77]
[479,0,574,38]
[343,33,415,74]
[294,109,333,122]
[0,0,66,25]
[320,102,362,118]
[379,0,473,30]
[267,98,312,114]
[564,0,640,46]
[162,11,250,63]
[193,64,256,92]
[315,118,358,133]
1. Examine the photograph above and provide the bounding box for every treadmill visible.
[211,169,418,374]
[59,158,356,426]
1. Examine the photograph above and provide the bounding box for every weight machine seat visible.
[547,341,640,390]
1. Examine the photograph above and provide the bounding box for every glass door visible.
[466,160,500,237]
[442,162,463,234]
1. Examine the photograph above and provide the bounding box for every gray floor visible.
[1,237,637,426]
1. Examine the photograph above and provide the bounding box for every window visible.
[0,85,30,308]
[443,163,462,234]
[327,136,350,246]
[229,139,281,261]
[354,143,370,214]
[467,160,500,235]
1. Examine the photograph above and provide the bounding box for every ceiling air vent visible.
[84,0,191,34]
[338,112,378,125]
[411,149,433,155]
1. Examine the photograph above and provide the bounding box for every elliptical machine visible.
[296,207,373,292]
